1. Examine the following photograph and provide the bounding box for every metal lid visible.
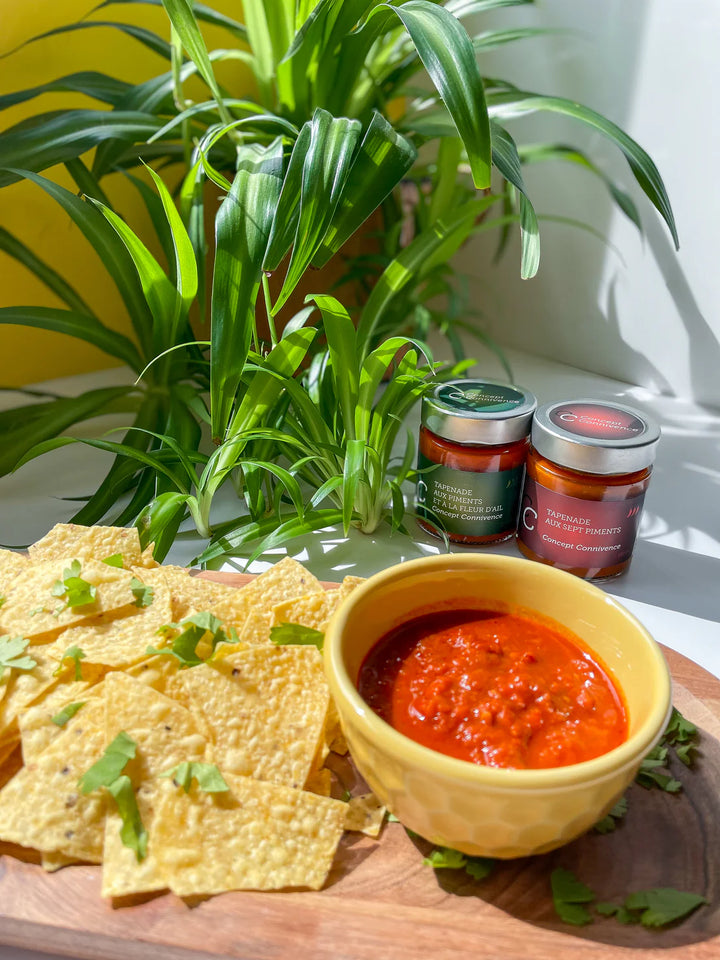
[532,399,661,475]
[421,379,537,446]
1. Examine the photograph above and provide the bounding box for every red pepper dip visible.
[358,608,628,770]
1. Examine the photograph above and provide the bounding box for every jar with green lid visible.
[416,379,537,544]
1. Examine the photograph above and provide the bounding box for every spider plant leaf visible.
[242,459,305,519]
[0,227,95,317]
[263,122,312,272]
[309,475,344,509]
[86,197,182,353]
[179,159,208,323]
[487,90,678,248]
[65,158,113,207]
[473,27,566,51]
[91,0,248,43]
[0,72,132,112]
[306,295,359,441]
[0,307,143,370]
[490,121,539,278]
[0,112,161,188]
[211,139,285,440]
[356,336,433,441]
[446,0,535,16]
[159,0,230,120]
[242,0,289,103]
[311,112,417,268]
[144,165,198,315]
[136,491,193,559]
[271,110,362,315]
[2,20,172,61]
[122,173,177,285]
[0,386,138,478]
[341,438,366,534]
[519,142,642,231]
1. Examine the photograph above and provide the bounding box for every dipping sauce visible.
[358,608,627,770]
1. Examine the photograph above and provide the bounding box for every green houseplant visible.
[0,0,678,560]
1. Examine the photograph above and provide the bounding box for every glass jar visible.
[416,379,537,544]
[516,399,661,579]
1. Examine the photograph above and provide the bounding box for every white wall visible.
[457,0,720,408]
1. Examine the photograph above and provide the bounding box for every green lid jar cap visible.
[421,379,537,446]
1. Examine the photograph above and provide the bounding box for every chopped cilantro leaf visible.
[0,596,5,608]
[0,635,37,678]
[78,730,137,794]
[148,613,233,668]
[102,553,124,568]
[664,708,697,745]
[551,868,595,926]
[596,902,620,917]
[423,845,495,881]
[386,812,400,822]
[107,774,147,861]
[51,560,96,610]
[51,701,86,726]
[53,645,86,681]
[129,577,154,608]
[594,796,628,834]
[623,888,707,927]
[160,762,229,794]
[270,622,324,651]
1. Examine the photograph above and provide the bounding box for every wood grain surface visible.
[1,573,719,960]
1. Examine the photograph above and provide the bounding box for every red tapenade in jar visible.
[517,399,661,580]
[416,379,536,544]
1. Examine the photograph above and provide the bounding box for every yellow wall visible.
[0,0,242,387]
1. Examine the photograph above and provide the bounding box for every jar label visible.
[548,402,646,440]
[436,381,525,414]
[518,477,646,568]
[416,456,523,537]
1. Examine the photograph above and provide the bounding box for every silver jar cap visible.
[532,399,661,475]
[421,379,537,446]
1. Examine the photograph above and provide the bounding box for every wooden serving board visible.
[1,573,720,960]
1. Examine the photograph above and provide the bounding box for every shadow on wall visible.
[458,0,720,408]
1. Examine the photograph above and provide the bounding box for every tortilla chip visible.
[0,550,31,595]
[41,851,82,872]
[103,672,207,781]
[101,781,166,898]
[344,794,386,838]
[134,567,239,622]
[0,559,141,643]
[125,654,180,695]
[29,524,143,568]
[304,768,332,797]
[175,646,328,787]
[153,774,346,895]
[18,680,99,763]
[41,584,173,670]
[0,699,106,861]
[210,558,323,630]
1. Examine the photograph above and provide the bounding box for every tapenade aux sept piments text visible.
[358,607,627,770]
[517,399,661,580]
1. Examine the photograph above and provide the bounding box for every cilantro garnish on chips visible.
[270,623,324,651]
[160,761,229,794]
[51,701,86,727]
[147,612,237,668]
[129,577,153,608]
[53,645,86,681]
[51,560,97,610]
[0,635,37,679]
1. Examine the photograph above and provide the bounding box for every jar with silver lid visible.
[517,399,661,579]
[416,379,537,544]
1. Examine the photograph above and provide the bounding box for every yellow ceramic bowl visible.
[324,554,672,859]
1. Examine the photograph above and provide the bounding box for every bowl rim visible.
[324,553,673,791]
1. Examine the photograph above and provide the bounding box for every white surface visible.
[459,0,720,407]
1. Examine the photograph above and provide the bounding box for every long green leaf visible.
[490,121,539,278]
[0,307,142,370]
[311,112,417,268]
[0,72,132,112]
[487,90,678,247]
[271,109,362,314]
[308,296,358,442]
[446,0,535,15]
[91,0,248,42]
[159,0,232,123]
[0,112,161,188]
[144,166,198,316]
[87,198,181,354]
[0,227,96,317]
[262,122,312,272]
[210,140,285,439]
[2,20,172,61]
[0,386,138,478]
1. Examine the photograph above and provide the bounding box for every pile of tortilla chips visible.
[0,524,383,900]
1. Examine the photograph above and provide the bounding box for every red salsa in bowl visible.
[358,608,628,770]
